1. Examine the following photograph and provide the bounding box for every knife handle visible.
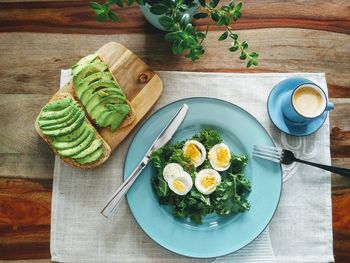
[100,160,147,218]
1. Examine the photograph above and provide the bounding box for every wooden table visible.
[0,0,349,261]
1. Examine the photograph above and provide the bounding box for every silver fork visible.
[253,145,350,177]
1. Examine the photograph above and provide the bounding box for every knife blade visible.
[101,104,188,218]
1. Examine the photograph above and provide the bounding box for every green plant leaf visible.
[150,3,169,15]
[239,52,247,60]
[180,14,190,28]
[96,12,108,22]
[210,0,219,8]
[198,0,206,7]
[229,33,238,40]
[229,45,239,52]
[249,52,259,58]
[210,12,220,22]
[218,31,228,41]
[165,31,178,41]
[236,2,242,11]
[221,5,230,12]
[193,12,209,19]
[107,10,120,21]
[241,41,248,50]
[89,2,102,10]
[159,16,174,28]
[136,0,145,5]
[172,40,181,54]
[184,23,194,34]
[233,10,241,21]
[114,0,123,8]
[126,0,133,6]
[188,2,198,8]
[197,32,206,39]
[247,60,253,68]
[186,37,197,46]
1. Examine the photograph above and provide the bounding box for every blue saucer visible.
[267,78,328,136]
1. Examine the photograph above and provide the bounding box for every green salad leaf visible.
[192,128,222,149]
[150,128,251,224]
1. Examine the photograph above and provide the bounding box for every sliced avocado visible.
[42,111,85,137]
[72,138,103,159]
[39,106,79,127]
[106,104,131,132]
[93,87,126,100]
[52,125,91,150]
[74,71,113,99]
[57,131,95,157]
[94,103,130,131]
[73,61,108,88]
[86,94,126,115]
[72,54,99,76]
[76,72,113,96]
[40,110,83,131]
[53,122,87,142]
[42,98,72,112]
[39,104,74,120]
[93,108,112,127]
[75,147,104,165]
[80,80,120,104]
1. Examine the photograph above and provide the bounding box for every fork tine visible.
[254,144,282,153]
[253,147,281,158]
[252,152,280,163]
[253,150,281,160]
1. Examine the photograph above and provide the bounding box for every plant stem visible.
[199,24,210,45]
[225,26,253,62]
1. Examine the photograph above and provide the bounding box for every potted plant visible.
[89,0,258,67]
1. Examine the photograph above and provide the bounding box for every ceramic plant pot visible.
[139,1,199,31]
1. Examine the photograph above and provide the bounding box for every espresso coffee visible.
[292,86,325,117]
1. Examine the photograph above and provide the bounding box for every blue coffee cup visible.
[281,82,334,124]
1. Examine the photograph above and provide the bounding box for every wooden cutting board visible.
[38,42,163,151]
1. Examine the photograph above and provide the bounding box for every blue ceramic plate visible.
[267,78,328,136]
[124,97,282,258]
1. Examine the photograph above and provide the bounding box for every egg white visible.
[208,143,231,171]
[163,163,183,182]
[168,171,193,196]
[183,140,206,167]
[195,169,221,195]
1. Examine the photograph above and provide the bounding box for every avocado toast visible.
[71,54,135,132]
[35,93,111,169]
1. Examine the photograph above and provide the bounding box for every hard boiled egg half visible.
[195,169,221,195]
[183,140,206,167]
[168,171,193,196]
[163,163,183,182]
[208,143,231,171]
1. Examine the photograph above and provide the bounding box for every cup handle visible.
[326,101,334,111]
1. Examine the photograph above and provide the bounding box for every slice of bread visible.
[35,92,112,169]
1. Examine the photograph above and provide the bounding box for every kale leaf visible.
[192,128,222,149]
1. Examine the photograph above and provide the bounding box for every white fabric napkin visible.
[51,71,334,263]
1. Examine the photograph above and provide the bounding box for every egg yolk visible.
[185,144,201,162]
[200,175,217,189]
[173,179,185,193]
[216,147,230,166]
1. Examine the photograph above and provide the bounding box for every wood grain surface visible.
[0,0,349,261]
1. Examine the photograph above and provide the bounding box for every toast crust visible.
[35,92,111,169]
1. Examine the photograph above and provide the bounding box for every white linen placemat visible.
[51,71,334,263]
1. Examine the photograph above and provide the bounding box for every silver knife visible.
[101,104,189,218]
